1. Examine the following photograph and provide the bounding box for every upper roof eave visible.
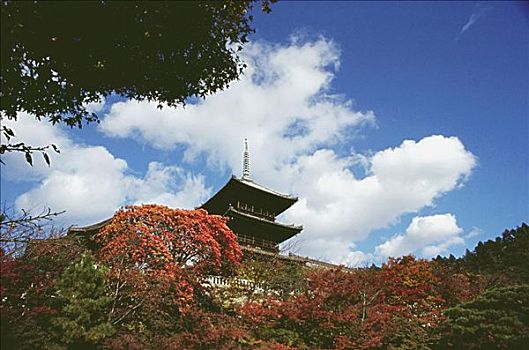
[232,176,298,202]
[199,175,299,213]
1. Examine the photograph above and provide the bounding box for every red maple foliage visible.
[380,256,446,348]
[239,267,395,349]
[94,204,242,327]
[239,256,447,349]
[96,204,241,274]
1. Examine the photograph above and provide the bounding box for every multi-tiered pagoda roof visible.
[70,140,303,253]
[201,140,302,252]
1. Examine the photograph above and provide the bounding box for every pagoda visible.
[200,140,302,252]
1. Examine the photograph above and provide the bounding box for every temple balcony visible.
[236,233,279,252]
[233,201,276,221]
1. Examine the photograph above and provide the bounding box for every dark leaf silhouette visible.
[1,1,275,164]
[24,152,32,166]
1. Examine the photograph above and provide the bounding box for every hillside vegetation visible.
[1,205,528,349]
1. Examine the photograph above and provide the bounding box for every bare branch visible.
[0,204,65,256]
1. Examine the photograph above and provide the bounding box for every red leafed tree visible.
[94,204,242,328]
[381,256,446,348]
[96,204,241,274]
[382,256,445,313]
[239,257,447,349]
[167,308,249,350]
[239,267,395,349]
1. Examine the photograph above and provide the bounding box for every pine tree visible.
[437,284,529,349]
[463,223,529,283]
[51,253,114,349]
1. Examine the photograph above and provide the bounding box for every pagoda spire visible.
[242,138,251,180]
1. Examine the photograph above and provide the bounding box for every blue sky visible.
[1,1,527,265]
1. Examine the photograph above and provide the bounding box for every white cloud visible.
[99,37,375,184]
[84,96,106,114]
[127,162,210,209]
[456,4,492,40]
[283,136,475,261]
[342,250,374,267]
[98,38,476,262]
[4,115,210,226]
[465,226,484,239]
[1,114,71,181]
[374,213,465,259]
[4,38,477,263]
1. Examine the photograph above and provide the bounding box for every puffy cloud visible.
[374,213,465,259]
[98,38,476,262]
[283,136,475,261]
[127,162,210,209]
[370,136,476,197]
[4,116,210,226]
[15,145,130,224]
[99,38,375,185]
[4,38,477,263]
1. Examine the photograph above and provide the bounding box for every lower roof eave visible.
[227,206,302,230]
[68,218,111,236]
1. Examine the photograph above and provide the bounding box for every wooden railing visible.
[203,275,301,297]
[204,275,260,289]
[237,233,278,252]
[234,201,275,221]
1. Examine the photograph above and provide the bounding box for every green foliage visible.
[433,223,529,304]
[261,258,307,296]
[240,253,307,296]
[465,223,529,282]
[255,327,302,348]
[51,253,114,349]
[437,284,529,349]
[1,306,57,350]
[0,0,274,164]
[1,237,84,350]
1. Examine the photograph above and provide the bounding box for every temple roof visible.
[200,176,298,216]
[69,218,111,236]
